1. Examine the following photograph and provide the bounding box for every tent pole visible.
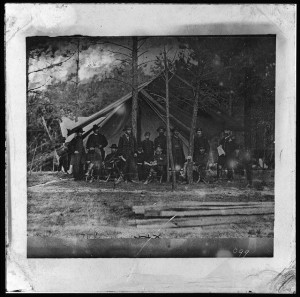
[164,46,176,190]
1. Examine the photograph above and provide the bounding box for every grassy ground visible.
[27,172,274,239]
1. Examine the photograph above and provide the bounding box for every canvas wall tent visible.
[61,72,243,161]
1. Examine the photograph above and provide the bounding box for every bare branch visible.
[27,78,52,93]
[28,53,76,75]
[95,40,132,51]
[114,58,131,64]
[105,49,132,58]
[170,49,178,64]
[137,38,148,50]
[104,77,133,88]
[138,59,158,68]
[138,50,148,58]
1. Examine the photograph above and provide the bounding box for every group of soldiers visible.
[60,123,252,185]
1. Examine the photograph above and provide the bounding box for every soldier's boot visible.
[67,165,73,175]
[115,173,123,184]
[144,173,153,185]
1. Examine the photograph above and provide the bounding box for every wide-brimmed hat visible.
[110,144,118,149]
[92,124,99,131]
[144,131,151,136]
[171,127,180,133]
[75,127,84,133]
[157,126,166,132]
[123,125,133,131]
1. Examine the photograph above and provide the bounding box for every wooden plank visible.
[160,207,274,217]
[138,204,273,213]
[133,201,274,208]
[130,214,274,229]
[132,202,274,214]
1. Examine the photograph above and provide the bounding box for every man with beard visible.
[86,125,108,160]
[218,128,237,181]
[171,127,185,175]
[144,145,167,184]
[85,125,108,180]
[117,125,137,182]
[154,126,167,153]
[142,131,154,162]
[194,127,210,160]
[67,127,86,180]
[104,144,123,180]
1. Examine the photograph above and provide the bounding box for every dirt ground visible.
[27,172,274,239]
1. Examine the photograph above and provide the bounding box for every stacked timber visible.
[129,201,274,229]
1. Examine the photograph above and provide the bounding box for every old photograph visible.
[6,3,296,293]
[26,35,275,257]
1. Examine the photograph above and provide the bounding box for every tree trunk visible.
[187,83,200,184]
[164,47,176,190]
[244,66,253,150]
[131,37,138,139]
[75,39,80,122]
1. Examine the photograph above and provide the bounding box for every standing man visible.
[86,125,108,160]
[154,126,167,153]
[219,128,237,181]
[117,125,137,182]
[67,127,86,180]
[142,131,154,162]
[85,125,108,180]
[136,144,146,181]
[171,127,185,174]
[194,127,210,160]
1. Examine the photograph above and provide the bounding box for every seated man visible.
[103,144,124,181]
[144,145,167,184]
[136,145,146,181]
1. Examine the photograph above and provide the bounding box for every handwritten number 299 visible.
[233,248,249,257]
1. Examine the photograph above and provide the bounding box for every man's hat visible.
[157,126,166,132]
[171,127,180,133]
[92,124,99,131]
[110,144,118,149]
[155,144,162,150]
[196,127,203,132]
[75,127,84,133]
[144,131,151,136]
[123,125,132,131]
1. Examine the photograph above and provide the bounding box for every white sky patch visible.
[27,38,181,91]
[78,47,120,81]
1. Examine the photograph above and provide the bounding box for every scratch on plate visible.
[135,215,176,257]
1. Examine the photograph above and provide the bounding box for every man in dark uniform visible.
[104,144,123,179]
[85,125,107,180]
[117,125,137,182]
[154,126,167,153]
[86,124,108,160]
[195,146,209,182]
[67,127,86,180]
[142,131,154,162]
[194,127,210,159]
[144,145,167,184]
[171,127,185,174]
[136,145,146,181]
[218,128,237,181]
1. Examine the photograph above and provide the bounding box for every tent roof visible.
[64,72,243,144]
